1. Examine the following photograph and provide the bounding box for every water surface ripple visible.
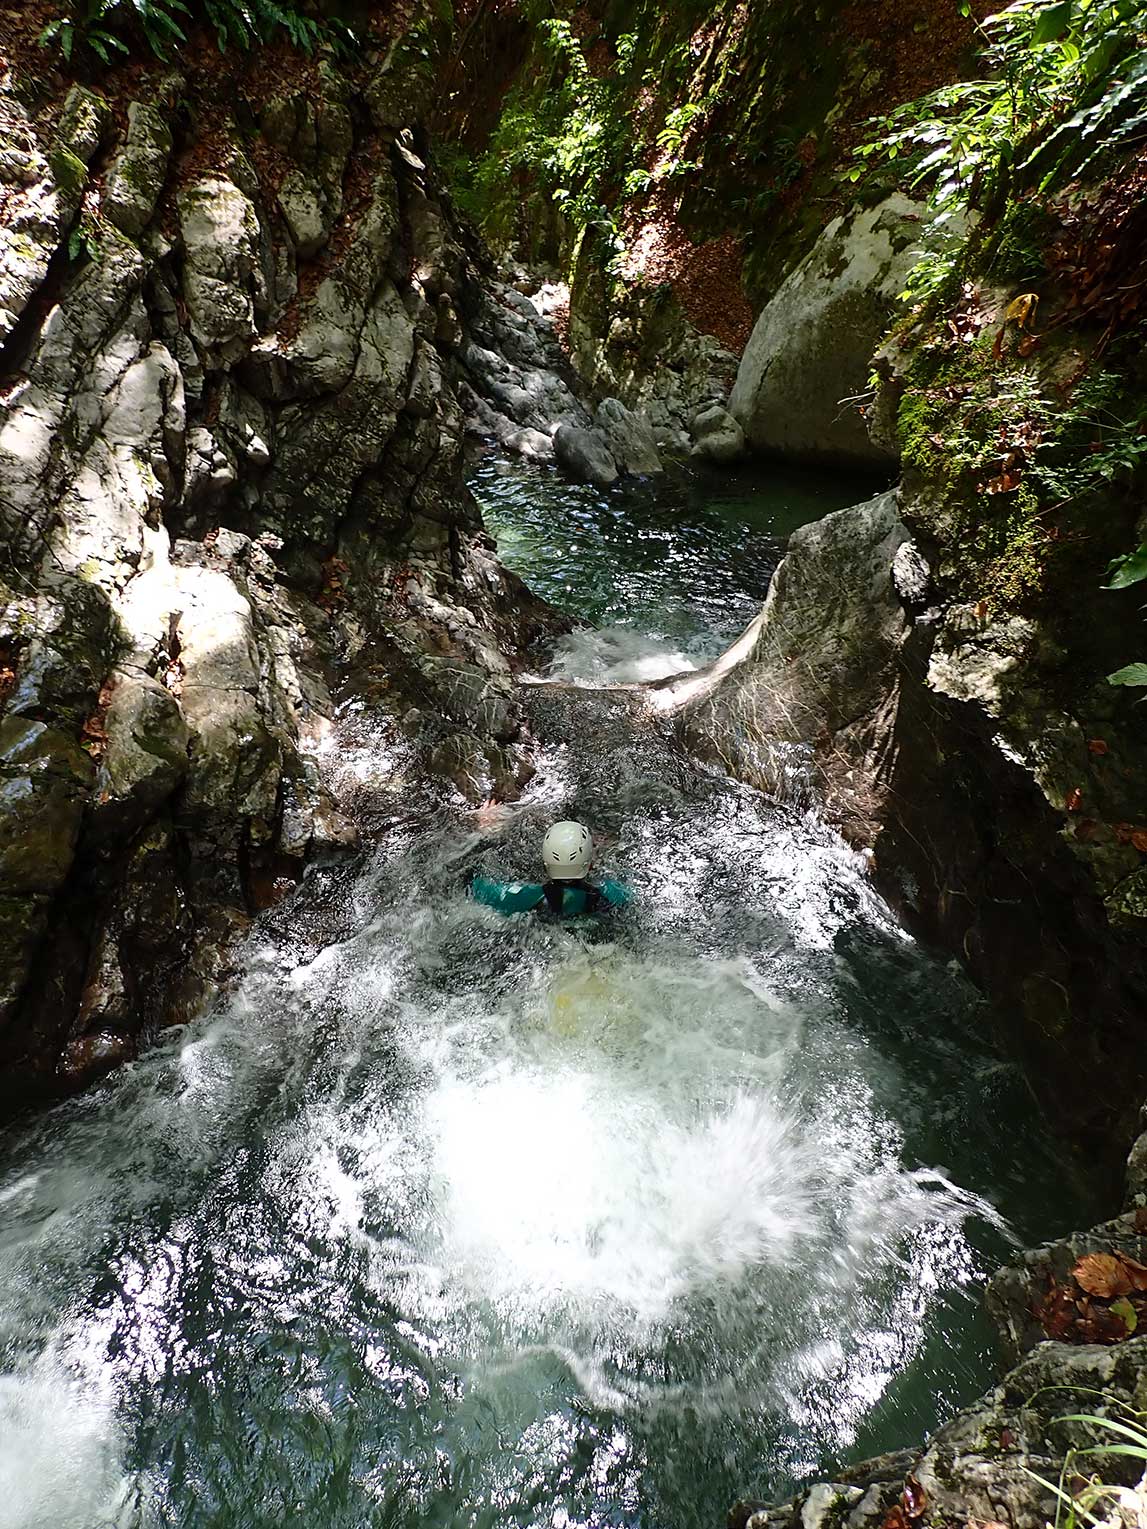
[0,461,1094,1529]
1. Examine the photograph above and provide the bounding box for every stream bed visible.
[0,460,1097,1529]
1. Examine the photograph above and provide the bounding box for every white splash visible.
[537,626,698,686]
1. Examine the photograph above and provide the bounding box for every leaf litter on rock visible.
[1035,1250,1147,1344]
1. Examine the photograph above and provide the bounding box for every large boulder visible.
[675,489,911,838]
[729,195,931,465]
[553,423,619,488]
[595,397,662,475]
[668,487,1147,1155]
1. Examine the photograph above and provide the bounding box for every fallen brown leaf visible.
[1073,1252,1132,1299]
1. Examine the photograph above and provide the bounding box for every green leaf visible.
[1107,664,1147,688]
[1109,1297,1138,1335]
[1104,545,1147,589]
[1032,1,1073,45]
[1077,1442,1147,1460]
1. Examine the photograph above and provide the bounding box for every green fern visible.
[850,0,1147,212]
[39,0,346,60]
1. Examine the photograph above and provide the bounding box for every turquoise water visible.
[0,459,1096,1529]
[474,457,886,664]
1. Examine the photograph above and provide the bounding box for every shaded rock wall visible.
[678,491,1147,1163]
[567,226,741,457]
[0,41,553,1111]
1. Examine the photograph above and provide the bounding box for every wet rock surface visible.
[454,271,665,484]
[677,488,1147,1155]
[0,54,564,1110]
[732,1125,1147,1529]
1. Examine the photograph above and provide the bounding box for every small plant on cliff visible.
[851,0,1147,216]
[40,0,348,62]
[1103,543,1147,691]
[1027,1404,1147,1529]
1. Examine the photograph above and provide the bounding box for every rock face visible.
[0,50,557,1110]
[568,226,741,454]
[690,403,746,464]
[677,490,1147,1155]
[679,491,911,840]
[553,422,619,487]
[454,271,663,483]
[729,195,931,465]
[595,397,662,475]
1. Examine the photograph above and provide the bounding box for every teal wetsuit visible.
[471,875,631,917]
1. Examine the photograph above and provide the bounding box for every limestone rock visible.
[677,489,910,839]
[729,195,934,465]
[0,895,50,1027]
[429,732,513,804]
[568,227,740,450]
[553,423,619,488]
[502,426,554,462]
[418,656,520,743]
[92,672,190,838]
[0,83,110,345]
[180,685,281,826]
[735,1329,1147,1529]
[60,1029,135,1089]
[891,539,931,607]
[0,43,562,1109]
[278,168,330,259]
[595,397,663,475]
[689,403,746,464]
[103,103,173,240]
[178,176,265,361]
[0,716,94,896]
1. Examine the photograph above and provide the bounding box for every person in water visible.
[471,821,631,916]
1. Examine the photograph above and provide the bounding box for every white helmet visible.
[542,820,593,880]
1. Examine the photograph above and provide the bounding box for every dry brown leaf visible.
[1117,1254,1147,1291]
[902,1476,927,1520]
[1073,1251,1133,1299]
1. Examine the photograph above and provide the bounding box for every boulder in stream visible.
[689,403,746,464]
[553,423,619,487]
[729,195,933,465]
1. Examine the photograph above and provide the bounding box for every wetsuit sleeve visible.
[471,877,545,914]
[597,877,633,908]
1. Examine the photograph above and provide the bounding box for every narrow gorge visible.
[1,1,1146,1525]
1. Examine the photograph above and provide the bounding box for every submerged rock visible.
[595,397,663,475]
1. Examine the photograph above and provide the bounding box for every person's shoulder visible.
[596,876,632,907]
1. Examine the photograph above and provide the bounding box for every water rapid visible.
[0,461,1095,1529]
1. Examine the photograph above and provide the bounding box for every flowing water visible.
[0,459,1096,1529]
